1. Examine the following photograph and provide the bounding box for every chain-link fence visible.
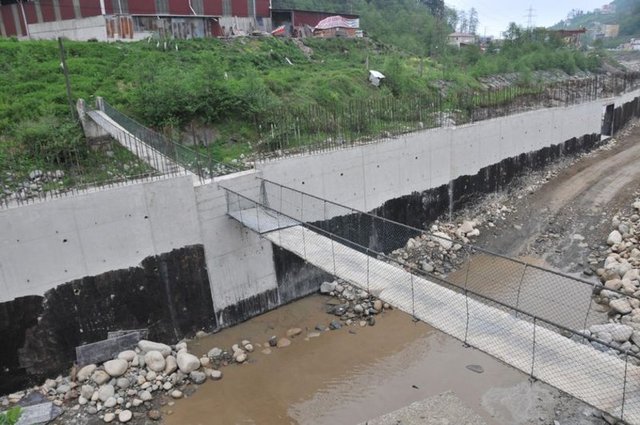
[223,180,640,424]
[257,72,640,159]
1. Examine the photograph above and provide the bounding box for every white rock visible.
[118,410,132,423]
[98,385,115,402]
[146,371,157,381]
[320,281,337,294]
[144,351,166,372]
[175,342,188,352]
[624,269,640,281]
[164,355,178,375]
[77,364,97,382]
[200,357,210,367]
[234,352,247,363]
[116,378,130,389]
[210,370,223,380]
[103,397,117,408]
[244,344,254,353]
[610,298,633,315]
[103,412,115,423]
[92,370,110,385]
[177,352,200,374]
[163,381,173,390]
[117,350,137,362]
[138,340,172,357]
[131,399,143,407]
[190,371,207,384]
[171,390,183,399]
[139,390,152,401]
[104,359,128,377]
[459,221,475,234]
[432,232,453,250]
[608,230,623,246]
[78,396,88,405]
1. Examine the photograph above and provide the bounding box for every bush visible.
[15,116,84,165]
[0,407,22,425]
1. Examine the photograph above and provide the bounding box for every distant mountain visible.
[552,0,640,45]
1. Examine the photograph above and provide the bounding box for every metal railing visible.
[256,72,640,159]
[100,100,243,180]
[223,183,640,424]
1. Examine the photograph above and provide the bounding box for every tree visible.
[468,7,479,34]
[458,10,468,33]
[422,0,445,20]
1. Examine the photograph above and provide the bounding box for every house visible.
[312,15,359,38]
[448,32,476,48]
[270,8,359,38]
[369,70,385,87]
[0,0,273,40]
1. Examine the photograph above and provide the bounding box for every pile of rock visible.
[2,169,65,201]
[388,220,481,277]
[1,339,224,423]
[589,197,640,359]
[320,280,389,328]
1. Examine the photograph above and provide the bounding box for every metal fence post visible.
[515,264,528,316]
[411,273,415,319]
[366,248,370,293]
[331,238,337,277]
[622,351,629,421]
[530,317,537,380]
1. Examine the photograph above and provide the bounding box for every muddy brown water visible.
[165,294,527,425]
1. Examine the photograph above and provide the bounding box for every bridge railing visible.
[259,177,639,334]
[256,72,640,159]
[100,100,243,180]
[224,184,640,424]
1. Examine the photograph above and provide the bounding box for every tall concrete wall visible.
[256,98,609,213]
[0,175,200,301]
[27,16,108,41]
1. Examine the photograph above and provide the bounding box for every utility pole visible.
[18,0,31,39]
[58,37,76,121]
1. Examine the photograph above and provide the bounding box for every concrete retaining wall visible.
[28,16,108,41]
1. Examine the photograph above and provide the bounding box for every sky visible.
[445,0,609,37]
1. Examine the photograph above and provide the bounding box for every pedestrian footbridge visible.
[223,179,640,425]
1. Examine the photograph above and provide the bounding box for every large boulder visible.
[432,232,453,250]
[610,298,633,315]
[144,351,166,372]
[97,384,115,402]
[607,230,623,246]
[77,364,96,382]
[176,352,200,374]
[104,359,128,377]
[138,340,172,357]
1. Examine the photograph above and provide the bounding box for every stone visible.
[244,344,254,353]
[103,412,115,423]
[98,385,115,402]
[207,348,222,358]
[604,279,623,291]
[146,370,157,381]
[432,232,453,250]
[610,298,633,315]
[81,384,95,399]
[608,230,623,246]
[148,410,161,421]
[56,384,70,395]
[131,399,143,407]
[170,390,183,399]
[118,410,132,423]
[367,316,376,326]
[104,397,117,408]
[163,381,173,390]
[354,304,364,314]
[373,299,383,312]
[145,351,166,372]
[116,378,130,389]
[234,352,247,363]
[459,221,475,234]
[261,348,272,355]
[624,269,640,281]
[117,350,137,362]
[78,396,88,405]
[138,340,172,357]
[210,370,223,380]
[268,336,278,347]
[466,364,484,373]
[329,320,342,330]
[195,330,208,338]
[190,371,207,384]
[177,352,200,373]
[139,390,152,401]
[420,261,435,273]
[200,357,210,367]
[77,364,97,382]
[277,338,291,348]
[29,170,43,180]
[320,281,337,294]
[286,328,302,338]
[104,359,128,377]
[164,355,178,375]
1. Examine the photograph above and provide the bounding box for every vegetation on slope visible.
[0,5,605,190]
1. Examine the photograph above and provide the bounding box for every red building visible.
[0,0,272,39]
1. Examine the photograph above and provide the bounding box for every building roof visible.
[314,15,359,30]
[449,32,475,37]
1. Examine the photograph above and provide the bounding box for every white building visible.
[448,32,476,48]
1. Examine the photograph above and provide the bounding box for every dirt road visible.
[477,121,640,273]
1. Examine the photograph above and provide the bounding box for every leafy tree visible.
[0,407,22,425]
[468,8,479,35]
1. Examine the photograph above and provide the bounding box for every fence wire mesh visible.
[223,180,640,424]
[257,72,640,159]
